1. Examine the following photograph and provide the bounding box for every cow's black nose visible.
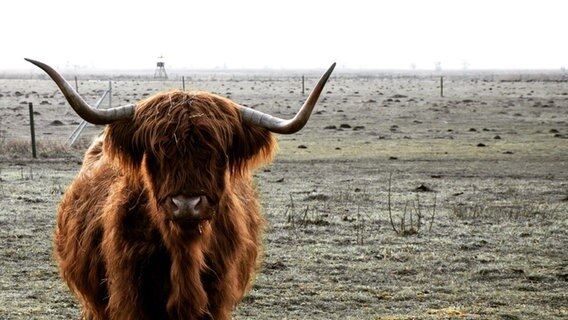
[171,195,209,220]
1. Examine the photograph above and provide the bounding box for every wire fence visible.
[1,69,566,159]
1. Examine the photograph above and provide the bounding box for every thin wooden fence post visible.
[75,76,79,93]
[440,76,444,97]
[108,80,112,109]
[301,75,305,95]
[28,102,37,158]
[182,76,185,91]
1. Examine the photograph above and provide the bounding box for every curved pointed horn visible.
[24,58,135,125]
[239,62,336,134]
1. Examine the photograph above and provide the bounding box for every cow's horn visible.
[238,62,336,134]
[24,58,135,125]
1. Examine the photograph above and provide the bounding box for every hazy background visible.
[3,0,567,71]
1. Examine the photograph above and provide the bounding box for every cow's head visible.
[105,90,278,228]
[26,58,334,230]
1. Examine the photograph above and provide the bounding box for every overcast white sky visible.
[3,0,567,71]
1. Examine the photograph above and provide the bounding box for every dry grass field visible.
[0,70,567,319]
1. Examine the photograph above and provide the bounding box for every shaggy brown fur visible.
[55,90,276,319]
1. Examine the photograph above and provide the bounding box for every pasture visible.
[0,70,567,319]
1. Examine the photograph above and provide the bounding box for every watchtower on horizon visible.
[154,55,168,79]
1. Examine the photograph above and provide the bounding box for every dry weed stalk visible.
[285,194,296,228]
[356,205,364,245]
[387,172,437,236]
[284,194,329,230]
[0,168,4,198]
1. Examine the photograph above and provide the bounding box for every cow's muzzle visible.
[170,195,213,221]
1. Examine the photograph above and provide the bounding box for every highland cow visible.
[26,58,334,320]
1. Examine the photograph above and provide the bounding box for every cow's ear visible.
[104,120,144,168]
[229,125,276,173]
